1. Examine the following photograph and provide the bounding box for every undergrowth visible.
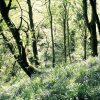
[0,56,100,100]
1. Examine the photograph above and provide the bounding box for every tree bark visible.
[63,1,67,63]
[83,0,98,56]
[83,25,87,59]
[27,0,39,67]
[48,0,55,67]
[66,7,71,62]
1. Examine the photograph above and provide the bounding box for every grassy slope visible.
[0,56,100,100]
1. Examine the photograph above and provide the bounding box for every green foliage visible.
[0,56,100,100]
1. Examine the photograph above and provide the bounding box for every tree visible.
[48,0,55,67]
[63,0,71,63]
[0,0,41,78]
[63,0,67,63]
[27,0,39,67]
[83,24,87,59]
[83,0,100,56]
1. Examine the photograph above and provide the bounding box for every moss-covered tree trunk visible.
[27,0,39,67]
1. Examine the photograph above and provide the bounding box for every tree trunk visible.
[66,4,71,62]
[27,0,39,66]
[83,25,87,59]
[63,1,67,63]
[48,0,55,67]
[90,0,98,56]
[83,0,98,57]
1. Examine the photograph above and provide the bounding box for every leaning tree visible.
[0,0,41,78]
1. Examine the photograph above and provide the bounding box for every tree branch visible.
[7,0,12,14]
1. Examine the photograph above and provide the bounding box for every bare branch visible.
[16,0,23,31]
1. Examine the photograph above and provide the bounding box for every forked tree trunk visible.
[83,0,99,56]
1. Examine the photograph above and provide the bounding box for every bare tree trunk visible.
[63,1,67,63]
[83,0,98,56]
[83,25,87,59]
[27,0,39,66]
[66,4,71,62]
[48,0,55,67]
[90,0,98,56]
